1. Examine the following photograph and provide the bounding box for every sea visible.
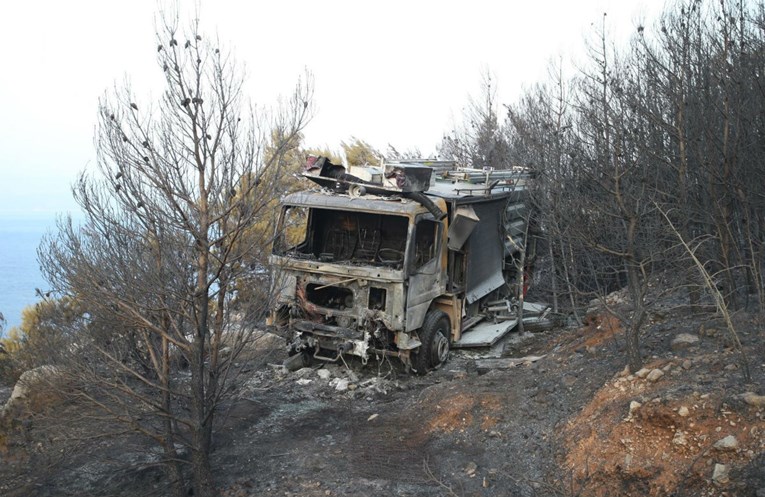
[0,217,54,334]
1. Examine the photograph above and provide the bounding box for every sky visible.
[0,0,667,223]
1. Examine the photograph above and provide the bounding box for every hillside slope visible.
[1,307,763,497]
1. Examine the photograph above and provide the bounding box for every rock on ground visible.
[316,369,331,380]
[646,368,665,382]
[671,333,700,350]
[635,368,651,378]
[712,463,730,485]
[1,365,59,416]
[713,435,738,451]
[743,392,765,407]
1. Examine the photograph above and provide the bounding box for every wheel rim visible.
[433,330,449,365]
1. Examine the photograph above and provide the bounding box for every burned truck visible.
[269,157,535,373]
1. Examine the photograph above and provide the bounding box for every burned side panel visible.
[465,199,507,303]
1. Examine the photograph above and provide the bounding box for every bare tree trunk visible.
[189,334,215,497]
[548,239,559,313]
[516,235,527,335]
[625,264,646,372]
[191,428,215,497]
[160,335,186,497]
[560,239,582,325]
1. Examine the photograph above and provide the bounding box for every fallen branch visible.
[656,203,751,382]
[473,355,546,374]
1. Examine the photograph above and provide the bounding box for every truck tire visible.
[413,310,451,374]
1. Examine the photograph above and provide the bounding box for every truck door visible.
[405,215,445,331]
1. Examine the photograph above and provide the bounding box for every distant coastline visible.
[0,216,57,334]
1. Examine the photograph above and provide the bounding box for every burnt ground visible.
[1,305,765,497]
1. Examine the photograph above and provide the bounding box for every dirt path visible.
[212,324,627,497]
[213,310,765,497]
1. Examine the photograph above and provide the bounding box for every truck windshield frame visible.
[410,214,441,274]
[273,205,411,270]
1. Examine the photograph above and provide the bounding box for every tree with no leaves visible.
[439,70,512,170]
[38,11,312,497]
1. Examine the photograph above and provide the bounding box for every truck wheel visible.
[413,310,451,374]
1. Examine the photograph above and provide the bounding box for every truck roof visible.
[426,179,527,203]
[280,190,425,216]
[287,158,531,211]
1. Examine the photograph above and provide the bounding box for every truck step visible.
[452,319,518,348]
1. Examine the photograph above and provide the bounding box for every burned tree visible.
[505,1,765,372]
[38,11,312,497]
[440,71,512,170]
[506,60,582,320]
[506,17,676,372]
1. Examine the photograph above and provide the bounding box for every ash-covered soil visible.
[2,307,764,497]
[213,309,765,497]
